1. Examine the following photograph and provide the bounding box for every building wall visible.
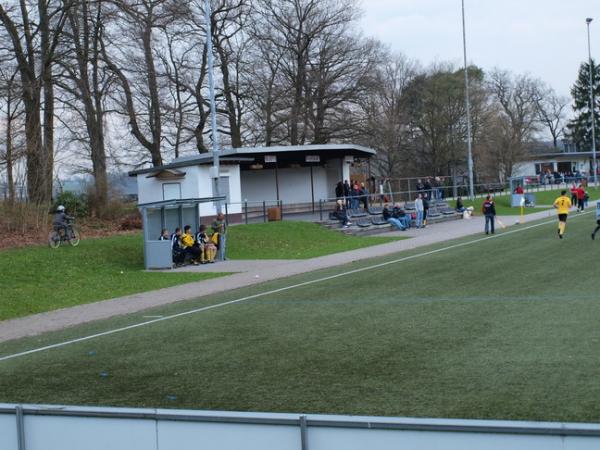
[513,158,590,178]
[240,167,330,204]
[136,165,242,217]
[137,166,202,205]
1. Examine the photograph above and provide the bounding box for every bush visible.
[119,211,142,230]
[53,191,89,217]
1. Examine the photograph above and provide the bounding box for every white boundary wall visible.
[2,404,600,450]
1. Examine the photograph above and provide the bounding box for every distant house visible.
[128,144,376,219]
[513,141,598,178]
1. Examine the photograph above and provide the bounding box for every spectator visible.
[181,225,201,265]
[423,178,432,199]
[159,228,170,240]
[343,179,351,209]
[455,197,466,213]
[383,204,407,231]
[415,179,425,194]
[196,224,215,263]
[171,228,185,266]
[333,199,351,227]
[392,203,411,229]
[350,183,361,210]
[514,185,524,194]
[415,193,424,228]
[422,193,430,227]
[212,213,227,260]
[360,182,369,210]
[576,184,586,211]
[570,182,578,207]
[335,181,344,199]
[482,194,496,235]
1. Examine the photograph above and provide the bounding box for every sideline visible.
[1,212,588,363]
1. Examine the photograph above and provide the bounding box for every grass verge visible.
[0,222,401,321]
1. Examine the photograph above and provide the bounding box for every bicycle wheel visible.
[68,227,81,246]
[48,230,61,248]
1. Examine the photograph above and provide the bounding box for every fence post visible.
[279,200,284,220]
[319,199,323,221]
[300,415,308,450]
[16,405,25,450]
[244,201,248,225]
[263,201,267,223]
[224,203,229,226]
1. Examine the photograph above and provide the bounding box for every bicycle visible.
[48,219,81,248]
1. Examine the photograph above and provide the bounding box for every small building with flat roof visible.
[129,144,376,219]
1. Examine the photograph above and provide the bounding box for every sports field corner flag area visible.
[2,210,600,425]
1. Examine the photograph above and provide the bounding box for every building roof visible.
[525,151,595,160]
[128,144,376,176]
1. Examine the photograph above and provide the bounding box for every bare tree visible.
[0,0,71,203]
[101,0,185,166]
[487,70,541,181]
[357,52,419,178]
[56,0,112,209]
[535,84,569,148]
[0,60,25,204]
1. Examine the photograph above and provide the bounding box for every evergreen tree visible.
[567,59,600,151]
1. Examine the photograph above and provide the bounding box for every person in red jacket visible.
[576,184,586,212]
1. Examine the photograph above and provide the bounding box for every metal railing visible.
[3,403,600,450]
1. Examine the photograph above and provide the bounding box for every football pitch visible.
[2,212,600,423]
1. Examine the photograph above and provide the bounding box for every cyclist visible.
[52,205,73,236]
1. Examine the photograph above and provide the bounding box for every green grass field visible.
[0,223,400,321]
[1,211,600,422]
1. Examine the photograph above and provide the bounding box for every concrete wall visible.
[3,404,600,450]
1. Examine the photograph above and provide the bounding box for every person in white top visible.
[414,193,424,228]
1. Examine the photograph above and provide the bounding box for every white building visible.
[129,144,376,220]
[513,151,595,178]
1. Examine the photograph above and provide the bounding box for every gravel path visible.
[0,208,562,343]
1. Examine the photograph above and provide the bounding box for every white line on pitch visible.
[0,212,591,363]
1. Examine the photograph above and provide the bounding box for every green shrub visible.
[53,191,89,217]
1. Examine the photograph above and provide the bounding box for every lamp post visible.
[462,0,475,199]
[586,17,598,186]
[205,0,222,213]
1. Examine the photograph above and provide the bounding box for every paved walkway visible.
[0,208,564,343]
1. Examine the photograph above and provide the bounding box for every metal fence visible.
[2,403,600,450]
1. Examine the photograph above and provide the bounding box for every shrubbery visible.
[52,191,89,217]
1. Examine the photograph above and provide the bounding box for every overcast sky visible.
[359,0,600,98]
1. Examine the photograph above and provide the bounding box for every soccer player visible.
[553,190,572,239]
[592,203,600,240]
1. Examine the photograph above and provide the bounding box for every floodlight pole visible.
[205,0,222,213]
[462,0,475,199]
[586,18,598,186]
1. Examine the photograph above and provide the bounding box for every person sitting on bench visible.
[392,203,411,229]
[170,228,185,266]
[181,225,201,265]
[333,199,351,227]
[383,204,407,231]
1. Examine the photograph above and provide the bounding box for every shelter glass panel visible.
[182,206,197,230]
[165,207,180,234]
[146,208,162,240]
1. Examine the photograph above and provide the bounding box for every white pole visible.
[462,0,475,199]
[586,18,597,186]
[205,0,222,213]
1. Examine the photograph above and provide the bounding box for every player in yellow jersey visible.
[553,190,572,239]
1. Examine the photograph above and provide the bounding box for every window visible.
[163,183,181,200]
